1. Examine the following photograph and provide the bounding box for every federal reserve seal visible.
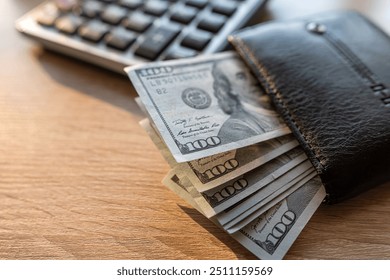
[181,87,211,109]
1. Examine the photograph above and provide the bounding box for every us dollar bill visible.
[140,118,299,189]
[164,167,317,231]
[215,160,315,228]
[178,148,308,218]
[222,170,317,233]
[231,177,325,260]
[163,170,325,259]
[162,147,311,221]
[126,51,290,162]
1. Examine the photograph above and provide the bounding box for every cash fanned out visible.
[126,52,326,259]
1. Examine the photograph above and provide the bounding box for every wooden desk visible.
[1,0,389,259]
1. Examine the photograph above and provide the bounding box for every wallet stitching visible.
[231,35,325,171]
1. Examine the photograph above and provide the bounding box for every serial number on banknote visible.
[209,266,273,276]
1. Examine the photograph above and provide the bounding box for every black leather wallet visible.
[229,11,390,203]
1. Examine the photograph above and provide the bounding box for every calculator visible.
[16,0,267,73]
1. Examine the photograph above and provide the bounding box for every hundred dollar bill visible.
[168,165,317,234]
[140,118,299,189]
[163,170,325,259]
[173,148,308,218]
[223,170,317,233]
[216,160,314,227]
[193,147,307,207]
[231,177,325,260]
[126,51,290,162]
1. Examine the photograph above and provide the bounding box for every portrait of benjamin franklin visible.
[211,58,280,143]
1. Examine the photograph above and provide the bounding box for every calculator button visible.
[101,5,128,25]
[77,1,105,18]
[79,20,110,42]
[164,47,198,60]
[181,30,211,51]
[36,3,60,27]
[55,15,83,34]
[185,0,208,9]
[105,28,137,50]
[144,1,169,16]
[55,0,78,12]
[118,0,143,10]
[212,2,237,16]
[170,6,197,24]
[123,12,153,32]
[135,24,180,60]
[198,13,226,33]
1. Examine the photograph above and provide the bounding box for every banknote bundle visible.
[126,52,326,260]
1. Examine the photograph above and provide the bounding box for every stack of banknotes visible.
[125,52,326,260]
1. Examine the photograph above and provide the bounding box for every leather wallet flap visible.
[229,11,390,203]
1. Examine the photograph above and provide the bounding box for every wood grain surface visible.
[1,0,389,260]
